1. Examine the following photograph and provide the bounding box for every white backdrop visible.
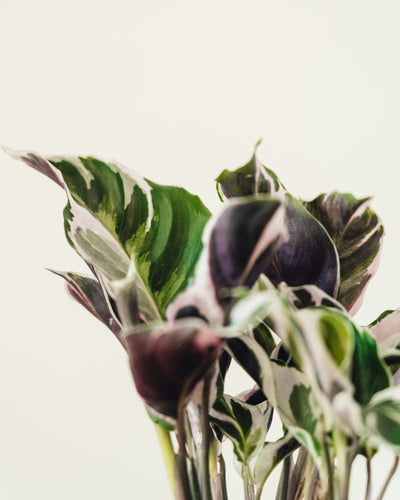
[1,1,400,498]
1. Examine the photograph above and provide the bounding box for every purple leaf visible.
[49,270,124,346]
[125,320,224,418]
[6,148,64,188]
[265,197,340,298]
[208,196,287,299]
[303,192,384,315]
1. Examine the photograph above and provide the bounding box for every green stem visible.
[242,463,256,500]
[154,424,175,496]
[322,433,334,500]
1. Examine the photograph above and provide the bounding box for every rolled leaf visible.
[10,150,211,319]
[124,319,223,418]
[303,192,384,315]
[208,196,287,295]
[215,154,340,298]
[264,197,340,298]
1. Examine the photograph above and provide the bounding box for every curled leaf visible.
[124,319,224,418]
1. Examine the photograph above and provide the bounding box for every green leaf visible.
[10,150,211,319]
[365,387,400,448]
[211,394,268,463]
[226,327,326,467]
[253,434,299,493]
[289,384,318,435]
[303,192,384,315]
[216,149,285,200]
[352,327,391,406]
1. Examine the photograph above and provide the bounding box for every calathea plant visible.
[7,145,400,500]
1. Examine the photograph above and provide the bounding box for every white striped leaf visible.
[369,308,400,345]
[10,150,211,319]
[166,197,287,324]
[303,192,384,315]
[365,387,400,448]
[351,327,391,406]
[226,334,325,466]
[215,153,340,299]
[48,269,123,343]
[253,434,299,492]
[210,394,268,463]
[216,148,285,199]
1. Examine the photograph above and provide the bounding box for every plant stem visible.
[200,371,213,500]
[209,439,228,500]
[175,453,193,500]
[303,453,314,500]
[218,453,229,500]
[276,457,291,500]
[288,447,307,499]
[322,433,334,500]
[242,463,256,500]
[154,423,176,496]
[364,458,372,500]
[376,455,399,500]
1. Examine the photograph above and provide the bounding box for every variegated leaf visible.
[368,308,400,344]
[253,434,299,492]
[215,154,340,298]
[49,269,123,344]
[216,148,285,200]
[166,197,287,324]
[303,192,384,315]
[227,334,326,469]
[208,196,287,293]
[10,150,211,319]
[211,394,268,463]
[351,327,391,406]
[365,387,400,448]
[279,283,346,312]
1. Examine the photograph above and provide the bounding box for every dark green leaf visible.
[216,150,285,200]
[11,150,211,319]
[352,328,391,406]
[211,394,267,462]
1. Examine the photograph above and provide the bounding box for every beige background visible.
[1,1,400,498]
